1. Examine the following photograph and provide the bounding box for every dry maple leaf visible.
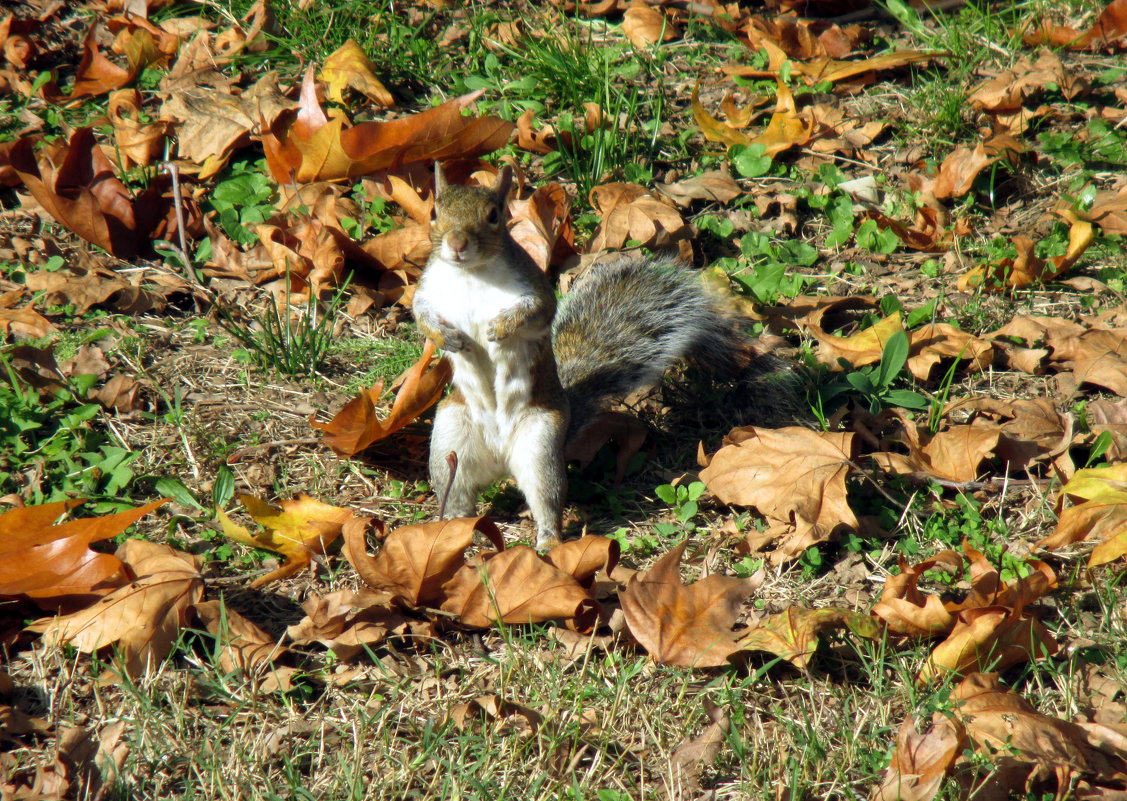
[217,493,356,587]
[724,40,942,86]
[260,71,513,183]
[8,128,199,259]
[318,38,394,107]
[71,20,167,99]
[692,79,814,157]
[107,89,167,170]
[871,417,1000,484]
[286,588,417,660]
[872,551,961,638]
[918,605,1058,684]
[194,600,296,692]
[619,542,756,667]
[1038,463,1127,566]
[621,6,679,48]
[807,309,903,368]
[343,515,504,606]
[440,545,598,629]
[543,535,619,589]
[1021,0,1127,51]
[508,181,578,272]
[701,426,859,562]
[654,170,742,208]
[667,699,730,794]
[945,397,1073,472]
[933,134,1028,200]
[447,694,543,734]
[0,499,166,602]
[586,182,691,255]
[738,606,879,669]
[872,710,965,801]
[27,540,203,678]
[906,324,994,381]
[312,339,452,456]
[742,14,869,60]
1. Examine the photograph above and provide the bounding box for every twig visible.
[161,160,203,314]
[227,437,320,463]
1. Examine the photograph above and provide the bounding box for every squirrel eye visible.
[486,207,500,225]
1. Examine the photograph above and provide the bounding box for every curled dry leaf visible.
[668,699,730,794]
[318,38,394,107]
[194,600,296,692]
[701,426,859,564]
[508,182,578,272]
[871,417,1000,484]
[945,397,1073,472]
[27,540,202,678]
[440,546,598,629]
[312,339,452,456]
[286,588,417,660]
[738,606,880,669]
[619,542,757,667]
[0,305,54,340]
[217,493,355,587]
[543,535,619,588]
[1021,0,1127,51]
[958,213,1094,291]
[919,605,1058,684]
[692,80,814,157]
[724,40,941,86]
[586,182,691,255]
[872,710,964,801]
[655,170,742,208]
[906,324,994,381]
[343,515,504,606]
[71,20,167,99]
[107,89,167,169]
[933,134,1029,200]
[1039,464,1127,566]
[8,128,200,259]
[872,551,961,638]
[742,15,869,60]
[260,71,512,183]
[0,499,166,602]
[808,309,902,368]
[448,695,543,735]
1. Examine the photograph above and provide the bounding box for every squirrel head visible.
[430,163,513,268]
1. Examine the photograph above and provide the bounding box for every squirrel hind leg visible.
[430,399,504,519]
[506,409,567,551]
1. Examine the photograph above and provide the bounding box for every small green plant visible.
[655,480,706,524]
[205,157,277,247]
[810,329,929,424]
[719,231,817,303]
[216,274,351,378]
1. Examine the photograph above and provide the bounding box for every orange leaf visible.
[312,339,452,456]
[738,606,879,669]
[958,214,1094,291]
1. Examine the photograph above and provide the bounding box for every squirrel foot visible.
[535,531,562,552]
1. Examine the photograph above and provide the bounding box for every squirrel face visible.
[430,163,513,268]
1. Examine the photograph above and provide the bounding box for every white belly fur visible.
[421,257,539,456]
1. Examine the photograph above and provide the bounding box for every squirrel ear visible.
[434,161,447,195]
[495,165,513,204]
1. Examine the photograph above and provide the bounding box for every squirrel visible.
[413,163,784,549]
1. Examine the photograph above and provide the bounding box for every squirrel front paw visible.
[435,322,468,352]
[486,315,511,343]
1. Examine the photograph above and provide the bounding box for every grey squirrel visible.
[413,164,779,549]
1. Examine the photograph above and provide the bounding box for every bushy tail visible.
[553,257,779,440]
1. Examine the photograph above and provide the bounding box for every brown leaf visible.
[668,699,730,794]
[807,310,902,369]
[873,711,964,801]
[933,134,1028,200]
[655,170,742,208]
[947,397,1072,471]
[1038,464,1127,566]
[448,694,543,734]
[701,426,859,562]
[737,606,878,668]
[919,606,1058,684]
[27,540,203,678]
[9,128,198,258]
[286,588,415,660]
[692,80,815,157]
[742,15,869,59]
[0,305,54,340]
[312,339,452,456]
[107,89,167,170]
[872,419,1000,484]
[508,182,578,272]
[621,6,679,48]
[440,546,597,628]
[872,551,961,638]
[71,20,164,99]
[619,542,756,667]
[343,516,504,606]
[319,38,394,107]
[195,600,296,692]
[543,535,619,588]
[217,493,355,587]
[958,214,1094,291]
[1081,184,1127,236]
[969,50,1087,113]
[907,324,994,381]
[723,41,941,86]
[1054,328,1127,397]
[587,182,690,254]
[1021,0,1127,51]
[0,499,166,601]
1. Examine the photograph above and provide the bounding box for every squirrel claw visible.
[535,532,562,551]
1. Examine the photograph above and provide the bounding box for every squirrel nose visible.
[447,234,468,254]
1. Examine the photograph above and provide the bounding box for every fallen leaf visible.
[724,41,941,86]
[343,515,504,606]
[586,182,691,254]
[742,15,869,60]
[619,542,756,667]
[0,499,166,601]
[692,80,815,157]
[958,214,1094,291]
[319,38,394,107]
[1021,0,1127,51]
[440,546,597,629]
[508,181,578,272]
[107,89,167,169]
[195,600,296,692]
[872,418,1000,484]
[738,606,878,668]
[807,309,903,369]
[217,493,355,587]
[655,170,743,208]
[701,426,859,563]
[919,605,1058,683]
[668,699,730,794]
[1039,464,1127,566]
[872,711,964,801]
[872,551,961,637]
[933,134,1029,200]
[71,20,165,99]
[448,694,542,734]
[906,324,994,381]
[312,339,452,456]
[544,535,619,588]
[621,6,679,48]
[286,588,414,659]
[27,540,202,677]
